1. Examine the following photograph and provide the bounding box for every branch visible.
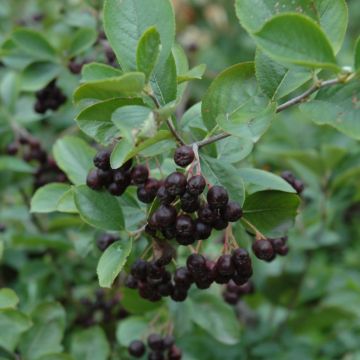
[194,76,349,148]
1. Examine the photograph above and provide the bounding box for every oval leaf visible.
[31,184,71,213]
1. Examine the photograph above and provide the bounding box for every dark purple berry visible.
[176,234,195,245]
[186,253,206,275]
[108,182,126,196]
[223,291,239,305]
[216,255,234,276]
[171,287,188,302]
[131,164,149,184]
[137,186,155,203]
[131,259,148,280]
[187,175,206,195]
[168,345,182,360]
[155,205,177,227]
[197,204,215,224]
[93,149,111,170]
[97,169,113,185]
[96,233,118,251]
[125,275,138,289]
[147,334,164,351]
[252,239,275,262]
[207,185,229,209]
[175,215,194,236]
[6,142,19,155]
[86,169,103,190]
[180,192,200,213]
[128,340,146,357]
[157,186,176,204]
[194,220,212,240]
[221,201,242,222]
[165,172,187,196]
[174,145,195,167]
[162,226,176,240]
[163,335,175,349]
[212,216,228,230]
[277,245,289,256]
[174,267,193,288]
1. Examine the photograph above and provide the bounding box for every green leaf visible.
[74,185,125,231]
[299,81,360,140]
[254,14,338,71]
[255,50,312,100]
[238,168,296,193]
[76,98,143,145]
[12,234,72,251]
[217,136,253,164]
[116,317,148,347]
[73,73,145,103]
[57,189,78,214]
[110,130,172,168]
[53,136,96,185]
[120,288,163,314]
[202,62,272,133]
[81,62,123,82]
[190,292,241,345]
[67,28,97,58]
[0,72,20,111]
[201,156,245,206]
[242,190,300,237]
[103,0,175,71]
[0,156,34,173]
[21,62,61,91]
[71,327,110,360]
[136,26,161,81]
[31,184,71,213]
[355,36,360,72]
[0,289,19,310]
[37,354,74,360]
[97,239,132,288]
[177,64,207,84]
[235,0,348,54]
[12,29,56,60]
[0,310,32,352]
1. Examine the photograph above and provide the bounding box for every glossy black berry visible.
[207,185,229,209]
[175,215,194,236]
[176,234,195,245]
[194,220,212,240]
[174,267,193,288]
[171,287,188,302]
[137,186,155,203]
[168,345,182,360]
[212,216,228,230]
[131,259,148,280]
[157,186,176,204]
[86,169,103,190]
[197,204,215,224]
[223,291,239,305]
[144,178,161,198]
[163,335,175,349]
[147,334,164,351]
[231,248,251,268]
[165,172,187,196]
[120,158,133,171]
[216,255,234,276]
[174,145,195,167]
[252,239,275,262]
[131,164,149,184]
[277,245,289,256]
[113,170,131,187]
[97,169,113,186]
[128,340,146,357]
[93,149,111,170]
[187,175,206,195]
[155,205,177,227]
[108,182,126,196]
[180,192,200,213]
[162,226,176,240]
[186,253,206,275]
[221,201,242,222]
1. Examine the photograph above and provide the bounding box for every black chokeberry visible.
[252,239,275,262]
[157,186,176,204]
[216,255,234,276]
[131,164,149,184]
[180,192,200,213]
[212,216,228,230]
[174,145,195,167]
[113,170,131,187]
[221,201,242,222]
[175,215,194,236]
[125,275,138,289]
[144,178,161,198]
[231,248,251,268]
[197,204,215,224]
[93,149,111,170]
[6,142,19,155]
[128,340,146,357]
[171,287,188,302]
[223,291,239,305]
[97,169,113,185]
[165,172,187,196]
[108,182,126,196]
[174,267,193,288]
[137,186,155,203]
[131,259,148,280]
[86,169,103,190]
[163,335,175,349]
[162,226,176,240]
[187,175,206,195]
[194,220,212,240]
[147,334,164,351]
[168,345,182,360]
[186,253,206,275]
[155,205,177,227]
[207,185,229,209]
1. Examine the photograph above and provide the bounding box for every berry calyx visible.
[174,145,195,167]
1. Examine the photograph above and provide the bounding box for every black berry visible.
[165,172,187,196]
[131,164,149,184]
[128,340,146,357]
[86,169,103,190]
[93,149,111,170]
[174,145,195,167]
[147,334,164,351]
[187,175,206,195]
[155,205,177,227]
[194,220,212,240]
[207,185,229,209]
[221,201,242,222]
[252,239,275,262]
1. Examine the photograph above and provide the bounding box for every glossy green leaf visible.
[190,293,241,345]
[71,327,110,360]
[355,36,360,72]
[67,28,97,58]
[53,136,96,185]
[201,156,245,206]
[21,62,61,91]
[136,26,161,81]
[0,156,34,173]
[0,289,19,310]
[255,50,312,100]
[31,184,70,213]
[110,130,172,168]
[73,73,145,103]
[103,0,175,71]
[12,29,56,60]
[57,189,78,214]
[12,234,72,251]
[81,62,123,82]
[299,81,360,140]
[235,0,348,53]
[242,190,300,237]
[238,168,296,193]
[76,98,143,145]
[97,239,132,288]
[217,136,253,164]
[178,64,207,84]
[116,317,148,347]
[0,72,20,111]
[254,14,338,71]
[74,185,125,231]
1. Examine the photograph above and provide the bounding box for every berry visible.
[125,275,138,289]
[207,185,229,209]
[194,220,212,240]
[93,149,111,170]
[96,233,118,251]
[212,216,228,230]
[120,158,133,171]
[6,142,19,155]
[165,172,187,196]
[187,175,206,195]
[231,248,251,269]
[137,186,155,203]
[223,291,239,305]
[157,186,176,204]
[128,340,146,357]
[162,226,176,240]
[131,259,148,280]
[216,255,234,276]
[145,178,161,198]
[252,239,275,262]
[180,192,200,213]
[171,287,188,302]
[147,334,164,351]
[197,204,215,224]
[97,169,113,185]
[186,254,206,275]
[86,169,103,190]
[174,267,193,288]
[174,145,195,167]
[176,234,195,245]
[293,179,304,194]
[175,215,194,236]
[108,182,126,196]
[277,245,289,256]
[155,205,177,227]
[113,170,131,187]
[131,164,149,184]
[163,336,175,349]
[168,345,182,360]
[221,201,242,222]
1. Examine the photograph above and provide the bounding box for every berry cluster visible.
[281,171,304,194]
[96,233,120,251]
[34,80,67,114]
[252,236,289,262]
[126,248,253,303]
[128,334,182,360]
[75,289,128,328]
[5,135,67,190]
[222,280,254,305]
